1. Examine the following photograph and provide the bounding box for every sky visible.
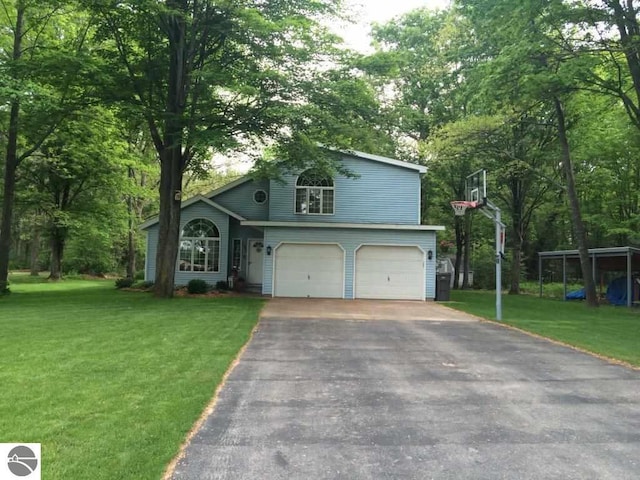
[214,1,451,173]
[337,0,451,52]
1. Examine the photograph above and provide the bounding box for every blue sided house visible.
[141,150,445,300]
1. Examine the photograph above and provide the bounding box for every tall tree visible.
[0,0,96,292]
[457,0,600,306]
[362,7,478,287]
[89,0,344,297]
[365,8,471,148]
[22,107,127,279]
[428,117,488,288]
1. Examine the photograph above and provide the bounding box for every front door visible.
[247,239,264,285]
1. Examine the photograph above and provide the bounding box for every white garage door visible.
[274,243,344,298]
[355,245,425,300]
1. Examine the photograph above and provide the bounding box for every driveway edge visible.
[162,315,263,480]
[441,304,640,372]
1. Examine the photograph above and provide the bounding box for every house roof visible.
[141,149,426,230]
[201,149,427,200]
[203,175,253,199]
[139,195,245,230]
[240,220,444,231]
[337,148,427,173]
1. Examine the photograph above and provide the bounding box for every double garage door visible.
[273,243,425,300]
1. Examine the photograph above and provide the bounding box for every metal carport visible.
[538,246,640,307]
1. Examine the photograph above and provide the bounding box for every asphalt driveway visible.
[170,302,640,479]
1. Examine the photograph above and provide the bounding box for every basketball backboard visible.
[466,169,487,206]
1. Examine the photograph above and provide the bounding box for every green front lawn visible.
[449,290,640,366]
[1,277,264,479]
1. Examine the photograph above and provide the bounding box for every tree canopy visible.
[1,0,638,305]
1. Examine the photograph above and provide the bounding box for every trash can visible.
[436,273,452,301]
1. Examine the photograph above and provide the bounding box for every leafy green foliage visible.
[186,278,209,294]
[114,277,134,289]
[0,0,106,290]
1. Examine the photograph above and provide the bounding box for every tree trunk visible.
[610,1,640,113]
[30,226,41,276]
[126,218,136,280]
[462,214,472,289]
[153,149,183,297]
[554,96,598,307]
[153,1,188,298]
[0,6,24,293]
[49,229,66,281]
[509,211,523,294]
[126,168,136,280]
[510,243,521,294]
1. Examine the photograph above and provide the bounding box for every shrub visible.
[115,277,134,289]
[215,280,229,291]
[187,279,209,294]
[131,280,154,290]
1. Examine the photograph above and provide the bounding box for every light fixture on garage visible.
[428,250,433,260]
[266,245,272,256]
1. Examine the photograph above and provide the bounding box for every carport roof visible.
[538,246,640,271]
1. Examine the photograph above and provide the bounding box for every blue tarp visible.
[606,277,629,306]
[566,288,586,300]
[565,278,632,305]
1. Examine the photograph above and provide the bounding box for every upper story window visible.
[295,169,334,215]
[253,189,268,204]
[178,219,220,272]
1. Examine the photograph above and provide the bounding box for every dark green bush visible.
[187,279,209,294]
[131,280,154,290]
[115,277,134,289]
[215,280,229,291]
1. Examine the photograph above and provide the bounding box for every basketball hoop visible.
[450,200,477,216]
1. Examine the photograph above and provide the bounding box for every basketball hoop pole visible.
[461,169,505,321]
[477,200,505,321]
[494,205,503,321]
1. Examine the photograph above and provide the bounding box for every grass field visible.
[1,275,264,479]
[449,289,640,366]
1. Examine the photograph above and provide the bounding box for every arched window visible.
[295,169,334,215]
[178,219,220,272]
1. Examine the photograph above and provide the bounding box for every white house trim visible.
[140,195,246,230]
[242,220,444,231]
[144,230,149,281]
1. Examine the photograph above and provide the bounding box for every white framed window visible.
[253,189,268,204]
[295,169,334,215]
[178,219,220,272]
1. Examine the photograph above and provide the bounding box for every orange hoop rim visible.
[450,200,478,216]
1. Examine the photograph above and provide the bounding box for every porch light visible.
[428,250,433,260]
[266,245,272,256]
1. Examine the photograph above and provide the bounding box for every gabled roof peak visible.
[139,195,245,230]
[335,148,427,173]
